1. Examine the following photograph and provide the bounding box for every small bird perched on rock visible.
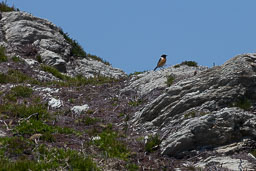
[154,54,167,71]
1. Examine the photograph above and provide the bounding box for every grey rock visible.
[67,58,126,79]
[0,129,6,137]
[71,104,89,115]
[48,97,63,109]
[195,156,254,170]
[1,11,71,56]
[40,49,66,72]
[130,53,256,157]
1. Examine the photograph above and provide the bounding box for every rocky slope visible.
[128,54,256,170]
[0,6,256,171]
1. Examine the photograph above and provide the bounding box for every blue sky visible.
[7,0,256,74]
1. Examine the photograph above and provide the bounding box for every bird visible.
[154,54,167,71]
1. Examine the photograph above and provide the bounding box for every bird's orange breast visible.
[157,57,166,67]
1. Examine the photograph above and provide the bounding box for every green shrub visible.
[232,97,252,110]
[145,135,161,153]
[166,75,175,86]
[36,55,42,63]
[0,46,7,62]
[59,29,86,57]
[126,163,139,171]
[87,53,111,66]
[180,61,198,67]
[173,64,181,68]
[0,1,17,12]
[83,116,100,126]
[5,85,33,101]
[41,64,67,80]
[11,56,22,62]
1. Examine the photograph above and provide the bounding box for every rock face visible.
[122,65,208,96]
[130,54,256,166]
[67,58,126,79]
[0,11,126,78]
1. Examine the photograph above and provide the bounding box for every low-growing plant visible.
[87,53,111,66]
[36,55,42,63]
[180,61,198,67]
[5,85,33,101]
[128,99,143,107]
[251,149,256,157]
[59,29,86,57]
[14,119,78,141]
[184,111,196,119]
[232,97,252,110]
[166,75,175,86]
[145,135,161,153]
[129,71,145,76]
[0,1,18,12]
[93,129,130,160]
[86,109,94,114]
[173,64,181,68]
[111,96,119,106]
[0,46,7,62]
[0,69,39,84]
[126,163,139,171]
[0,103,48,119]
[83,116,100,126]
[41,64,67,80]
[11,56,22,62]
[0,143,99,170]
[0,137,34,158]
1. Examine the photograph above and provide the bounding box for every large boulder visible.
[1,11,71,71]
[130,53,256,157]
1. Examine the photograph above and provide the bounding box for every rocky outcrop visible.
[0,11,126,78]
[1,11,70,72]
[67,58,126,79]
[130,54,256,167]
[122,65,208,96]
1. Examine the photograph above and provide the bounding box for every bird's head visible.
[161,54,167,58]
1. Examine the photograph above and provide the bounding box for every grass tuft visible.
[93,129,130,160]
[166,75,175,86]
[41,64,67,80]
[174,61,198,68]
[0,1,18,12]
[0,46,7,62]
[232,97,252,110]
[87,53,111,66]
[59,29,86,57]
[145,135,161,153]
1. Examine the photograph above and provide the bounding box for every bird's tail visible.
[154,66,158,71]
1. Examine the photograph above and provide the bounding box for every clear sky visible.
[6,0,256,74]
